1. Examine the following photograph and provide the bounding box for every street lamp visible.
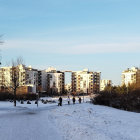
[36,92,39,107]
[83,92,84,102]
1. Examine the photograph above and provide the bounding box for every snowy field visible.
[0,97,140,140]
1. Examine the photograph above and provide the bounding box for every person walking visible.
[79,97,82,104]
[67,96,70,105]
[58,96,62,106]
[72,96,76,104]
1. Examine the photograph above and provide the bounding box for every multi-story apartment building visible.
[100,79,112,91]
[46,67,65,95]
[0,65,102,95]
[122,67,140,88]
[0,65,38,94]
[0,67,11,89]
[71,69,101,94]
[65,83,71,94]
[38,67,65,95]
[25,65,38,93]
[40,69,48,92]
[37,70,42,92]
[93,72,101,93]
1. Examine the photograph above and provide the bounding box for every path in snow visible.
[0,99,140,140]
[0,104,62,140]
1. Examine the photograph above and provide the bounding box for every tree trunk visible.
[14,89,16,107]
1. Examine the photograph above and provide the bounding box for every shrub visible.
[0,92,14,101]
[0,92,37,101]
[92,89,140,112]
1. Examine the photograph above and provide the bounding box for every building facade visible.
[93,72,101,93]
[121,67,140,88]
[65,83,71,94]
[46,67,65,95]
[0,65,38,94]
[100,79,112,91]
[0,65,102,95]
[25,65,38,93]
[71,69,101,95]
[38,67,65,95]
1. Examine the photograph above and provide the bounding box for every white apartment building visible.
[0,67,11,88]
[38,67,65,94]
[65,83,71,93]
[46,67,65,94]
[122,67,140,88]
[72,69,101,94]
[25,65,38,93]
[0,65,38,93]
[100,79,112,91]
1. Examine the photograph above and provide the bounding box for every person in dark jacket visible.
[72,96,76,104]
[58,96,62,106]
[79,97,82,104]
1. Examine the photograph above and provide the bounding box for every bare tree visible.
[0,56,38,106]
[0,58,22,106]
[0,57,25,106]
[10,57,24,106]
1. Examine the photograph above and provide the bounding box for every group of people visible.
[58,96,82,106]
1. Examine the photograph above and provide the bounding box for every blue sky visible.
[0,0,140,85]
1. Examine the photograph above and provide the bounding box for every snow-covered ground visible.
[0,97,140,140]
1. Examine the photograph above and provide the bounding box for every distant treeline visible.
[92,84,140,112]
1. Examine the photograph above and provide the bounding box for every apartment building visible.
[37,70,42,92]
[122,67,140,88]
[46,67,65,95]
[93,72,101,93]
[0,65,38,94]
[25,65,38,93]
[65,83,71,93]
[38,67,65,95]
[71,69,101,94]
[0,67,11,89]
[100,79,112,91]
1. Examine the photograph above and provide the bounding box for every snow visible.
[0,97,140,140]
